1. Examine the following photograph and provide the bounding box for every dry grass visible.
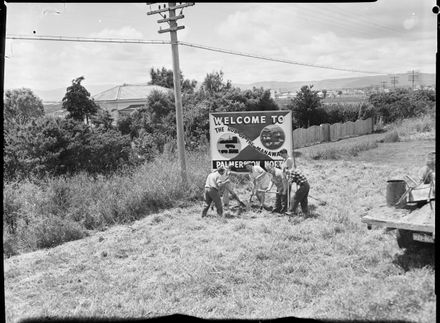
[4,140,435,322]
[386,114,436,141]
[3,150,210,256]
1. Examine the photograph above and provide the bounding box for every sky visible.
[3,1,437,99]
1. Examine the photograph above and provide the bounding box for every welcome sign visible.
[209,110,293,171]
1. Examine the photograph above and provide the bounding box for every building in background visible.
[92,83,170,122]
[43,83,171,123]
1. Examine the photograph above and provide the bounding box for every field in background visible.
[4,122,436,322]
[322,96,367,105]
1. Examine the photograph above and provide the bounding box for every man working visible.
[218,165,247,209]
[245,163,271,212]
[266,164,288,214]
[202,166,227,218]
[285,167,310,217]
[279,148,294,172]
[419,152,435,185]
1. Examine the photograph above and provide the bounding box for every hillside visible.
[4,134,436,322]
[233,73,435,92]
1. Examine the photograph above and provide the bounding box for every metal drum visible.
[386,180,407,208]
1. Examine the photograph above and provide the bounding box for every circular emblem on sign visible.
[217,133,241,158]
[260,125,285,150]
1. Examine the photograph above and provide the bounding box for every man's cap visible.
[279,148,288,154]
[217,165,225,171]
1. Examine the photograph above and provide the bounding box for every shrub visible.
[29,214,87,249]
[382,130,400,143]
[4,117,132,181]
[368,89,435,124]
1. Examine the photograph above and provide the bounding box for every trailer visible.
[361,180,435,249]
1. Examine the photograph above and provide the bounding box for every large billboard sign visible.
[209,110,292,171]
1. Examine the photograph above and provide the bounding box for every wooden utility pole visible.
[407,70,419,90]
[380,81,387,91]
[147,2,194,187]
[390,75,399,89]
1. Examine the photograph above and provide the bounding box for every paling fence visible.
[293,118,374,149]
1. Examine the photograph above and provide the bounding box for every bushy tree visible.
[201,70,232,94]
[4,116,132,181]
[4,88,44,125]
[91,108,114,130]
[287,85,325,128]
[148,67,197,93]
[368,88,435,124]
[62,76,98,123]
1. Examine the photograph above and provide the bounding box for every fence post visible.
[320,123,330,142]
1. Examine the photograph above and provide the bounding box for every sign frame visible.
[209,110,293,172]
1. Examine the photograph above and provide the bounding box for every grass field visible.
[4,132,436,322]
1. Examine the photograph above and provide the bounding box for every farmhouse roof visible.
[92,83,170,101]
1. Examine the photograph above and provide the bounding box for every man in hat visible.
[202,166,227,218]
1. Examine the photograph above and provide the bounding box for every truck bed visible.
[361,201,435,233]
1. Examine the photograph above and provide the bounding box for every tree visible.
[91,108,114,130]
[4,115,132,180]
[287,85,325,128]
[148,67,197,93]
[201,70,232,94]
[4,88,44,125]
[62,76,98,123]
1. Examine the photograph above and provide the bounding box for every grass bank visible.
[3,149,210,256]
[300,114,435,160]
[4,152,435,322]
[3,114,435,256]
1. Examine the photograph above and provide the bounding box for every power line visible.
[6,34,170,45]
[178,41,384,75]
[6,34,386,75]
[322,5,406,36]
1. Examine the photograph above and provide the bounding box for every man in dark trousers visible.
[285,168,310,217]
[202,166,227,218]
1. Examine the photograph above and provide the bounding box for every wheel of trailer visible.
[396,229,414,249]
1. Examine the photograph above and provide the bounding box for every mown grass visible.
[301,114,435,160]
[4,152,435,322]
[4,114,435,256]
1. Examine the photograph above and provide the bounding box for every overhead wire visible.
[5,34,387,75]
[295,3,406,37]
[294,6,385,38]
[323,5,406,35]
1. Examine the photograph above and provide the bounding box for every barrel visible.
[386,180,407,208]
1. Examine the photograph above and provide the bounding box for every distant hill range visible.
[233,73,435,92]
[37,72,435,109]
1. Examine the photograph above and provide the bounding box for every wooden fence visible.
[293,118,374,149]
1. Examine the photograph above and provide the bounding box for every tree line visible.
[4,68,435,182]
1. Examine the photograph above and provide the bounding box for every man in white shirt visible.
[218,166,247,210]
[266,164,288,214]
[202,166,227,217]
[245,163,271,211]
